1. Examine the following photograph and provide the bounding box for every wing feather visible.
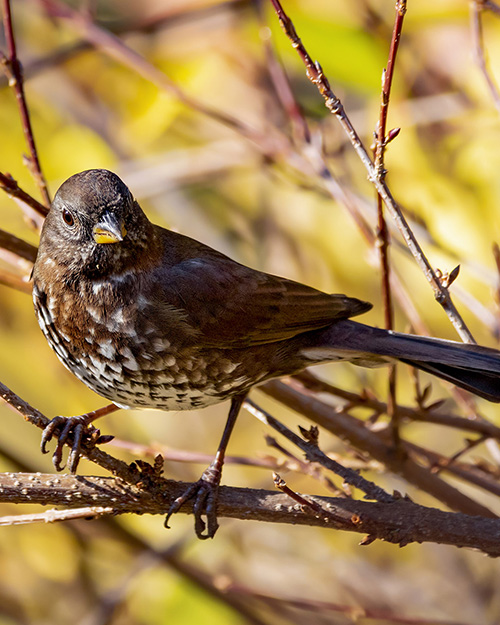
[147,230,372,348]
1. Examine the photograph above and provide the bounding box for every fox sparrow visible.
[32,169,500,538]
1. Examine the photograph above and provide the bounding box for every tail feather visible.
[400,360,500,403]
[306,320,500,402]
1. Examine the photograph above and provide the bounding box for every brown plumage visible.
[32,169,500,538]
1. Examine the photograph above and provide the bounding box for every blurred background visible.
[1,0,500,623]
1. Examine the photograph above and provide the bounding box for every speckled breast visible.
[32,278,251,411]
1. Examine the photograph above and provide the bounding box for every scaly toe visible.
[40,416,66,455]
[164,467,221,539]
[41,415,100,473]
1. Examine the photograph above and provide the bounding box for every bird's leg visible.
[41,403,119,473]
[165,393,247,540]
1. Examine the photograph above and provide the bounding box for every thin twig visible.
[261,379,496,518]
[273,473,351,523]
[373,0,406,330]
[432,434,489,473]
[372,0,407,446]
[407,441,500,498]
[295,371,500,440]
[0,171,49,231]
[0,228,38,264]
[244,398,395,503]
[471,0,500,113]
[260,0,427,341]
[37,0,283,154]
[224,585,473,625]
[1,0,51,207]
[0,506,114,526]
[254,0,310,144]
[268,0,475,344]
[114,435,352,492]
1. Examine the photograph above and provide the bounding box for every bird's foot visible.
[165,462,222,540]
[41,414,113,473]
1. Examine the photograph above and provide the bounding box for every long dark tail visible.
[306,320,500,402]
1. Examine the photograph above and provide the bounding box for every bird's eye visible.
[62,208,75,227]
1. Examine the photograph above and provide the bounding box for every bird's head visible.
[36,169,153,278]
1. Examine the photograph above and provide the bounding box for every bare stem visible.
[0,171,48,218]
[372,1,407,445]
[471,0,500,113]
[254,0,310,144]
[244,398,394,504]
[37,0,282,154]
[1,0,51,207]
[373,0,406,331]
[0,228,38,263]
[268,0,475,344]
[261,379,496,518]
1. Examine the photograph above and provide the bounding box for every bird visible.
[32,168,500,538]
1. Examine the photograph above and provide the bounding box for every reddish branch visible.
[373,0,406,331]
[372,0,407,445]
[0,171,48,216]
[268,0,475,344]
[0,228,38,264]
[1,0,51,207]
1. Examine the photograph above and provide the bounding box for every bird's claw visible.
[40,415,106,473]
[165,464,222,539]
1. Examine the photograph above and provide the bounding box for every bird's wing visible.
[148,244,372,348]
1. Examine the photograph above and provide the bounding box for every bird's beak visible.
[93,213,127,244]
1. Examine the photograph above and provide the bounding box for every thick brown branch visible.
[4,370,500,555]
[1,472,499,556]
